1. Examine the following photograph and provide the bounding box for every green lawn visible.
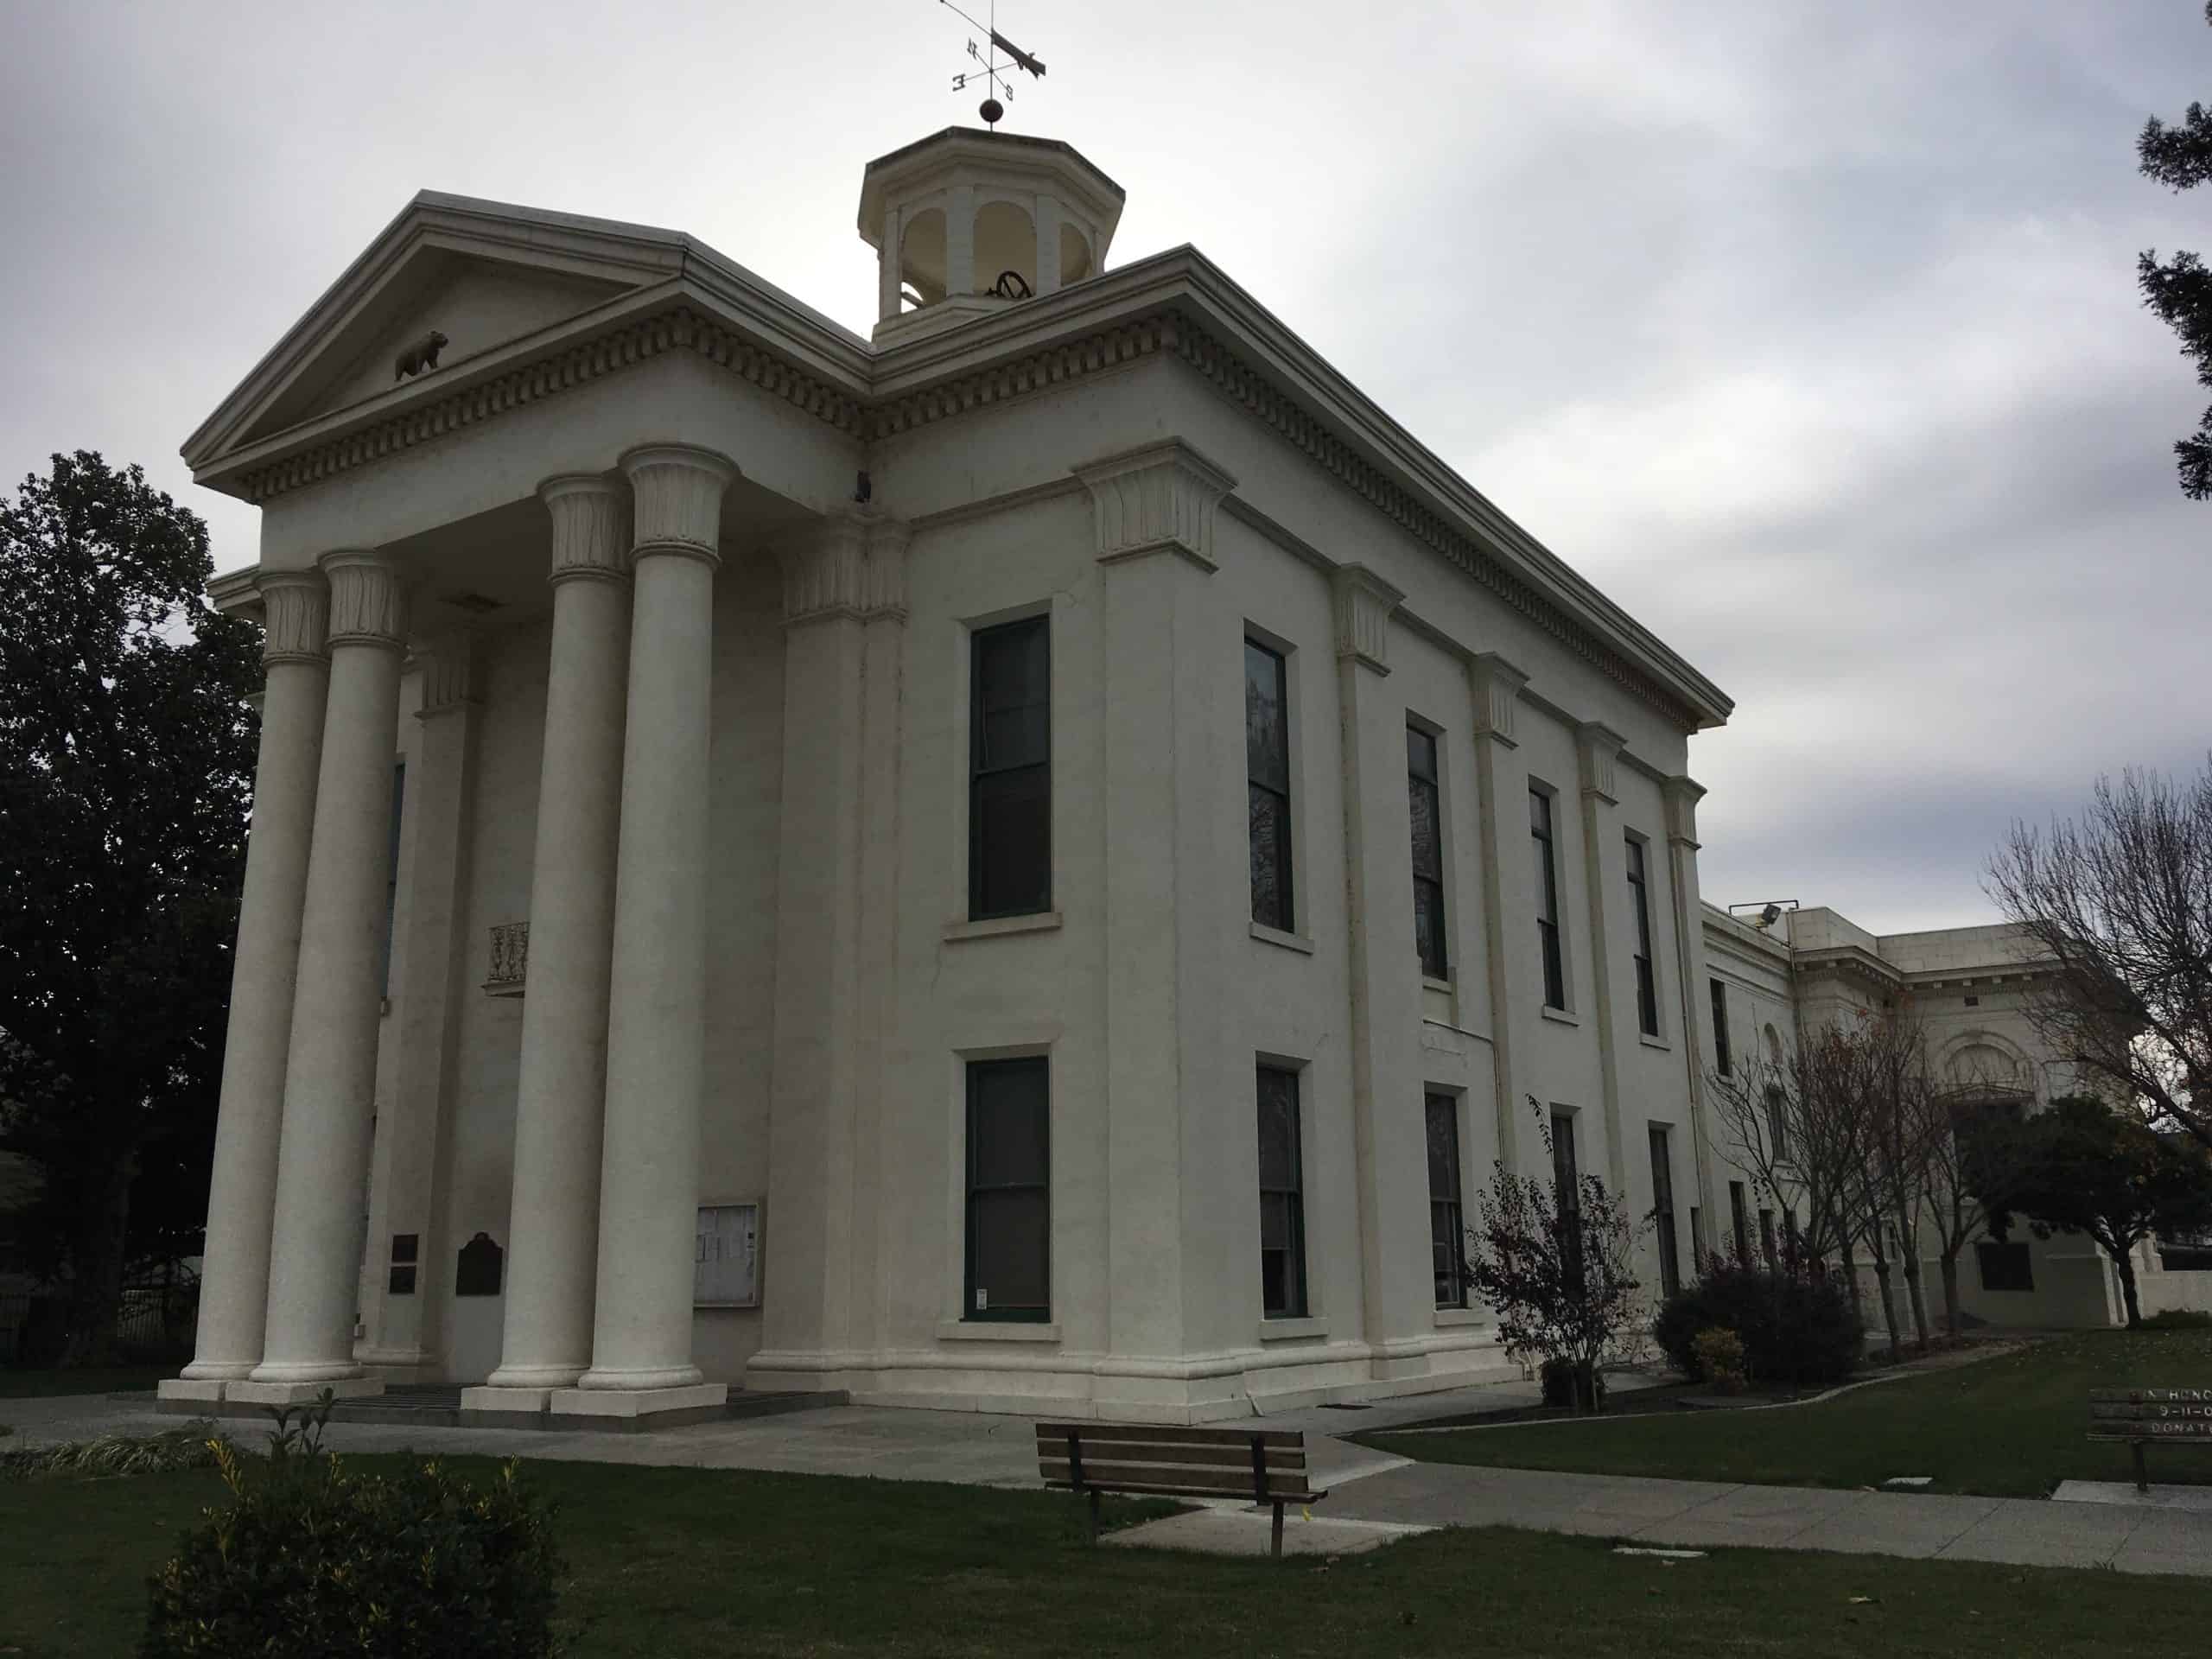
[1361,1328,2212,1497]
[0,1363,167,1399]
[4,1454,2209,1657]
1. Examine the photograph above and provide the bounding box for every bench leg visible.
[2133,1440,2149,1495]
[1271,1500,1285,1560]
[1086,1487,1101,1545]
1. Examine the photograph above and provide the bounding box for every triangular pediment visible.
[186,192,693,471]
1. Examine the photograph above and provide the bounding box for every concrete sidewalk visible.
[7,1382,2208,1576]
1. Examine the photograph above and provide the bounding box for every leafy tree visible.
[1462,1098,1646,1413]
[2139,2,2212,497]
[0,452,258,1363]
[1979,1096,2212,1328]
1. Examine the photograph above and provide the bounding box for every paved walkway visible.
[7,1382,2208,1577]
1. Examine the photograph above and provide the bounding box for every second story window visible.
[1530,787,1566,1008]
[1408,726,1446,979]
[969,615,1051,920]
[1626,835,1658,1037]
[1710,977,1733,1076]
[1246,639,1294,931]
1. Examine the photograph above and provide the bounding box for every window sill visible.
[1638,1033,1671,1052]
[943,911,1063,944]
[1249,922,1315,955]
[1539,1005,1580,1027]
[937,1319,1062,1343]
[1422,975,1453,994]
[1257,1316,1328,1342]
[1433,1306,1486,1329]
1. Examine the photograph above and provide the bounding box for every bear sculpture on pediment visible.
[393,329,449,380]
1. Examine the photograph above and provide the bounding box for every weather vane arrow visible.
[938,0,1046,130]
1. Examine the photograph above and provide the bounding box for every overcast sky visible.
[4,1,2207,932]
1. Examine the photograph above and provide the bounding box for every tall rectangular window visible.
[1255,1064,1308,1318]
[1246,640,1294,931]
[1758,1207,1778,1268]
[1425,1092,1467,1308]
[1530,787,1566,1008]
[1729,1179,1751,1263]
[1625,836,1659,1037]
[1408,727,1447,979]
[969,615,1052,920]
[1649,1123,1680,1300]
[1551,1109,1582,1290]
[964,1057,1051,1322]
[1710,978,1733,1077]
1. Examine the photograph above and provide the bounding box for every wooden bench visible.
[1036,1421,1328,1558]
[2088,1387,2212,1491]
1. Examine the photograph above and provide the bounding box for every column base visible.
[225,1376,385,1408]
[458,1385,555,1428]
[547,1382,726,1431]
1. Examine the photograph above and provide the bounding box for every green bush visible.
[1653,1258,1861,1387]
[2139,1307,2212,1331]
[141,1402,562,1657]
[1689,1327,1748,1394]
[3,1422,225,1482]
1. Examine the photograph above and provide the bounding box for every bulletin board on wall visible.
[695,1200,762,1308]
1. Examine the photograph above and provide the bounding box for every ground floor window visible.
[1425,1092,1466,1308]
[965,1057,1050,1321]
[1976,1240,2034,1293]
[1257,1064,1308,1319]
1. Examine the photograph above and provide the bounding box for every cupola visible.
[859,127,1125,345]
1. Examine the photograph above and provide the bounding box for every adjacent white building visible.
[157,124,1745,1425]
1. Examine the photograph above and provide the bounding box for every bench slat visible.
[1039,1459,1314,1498]
[1044,1478,1330,1502]
[1033,1421,1305,1450]
[1032,1437,1306,1471]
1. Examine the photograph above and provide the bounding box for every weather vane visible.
[938,0,1046,130]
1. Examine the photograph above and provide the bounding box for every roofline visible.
[862,126,1126,200]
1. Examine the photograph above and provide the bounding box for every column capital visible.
[1330,563,1406,675]
[778,511,869,629]
[258,570,330,667]
[1074,439,1237,572]
[621,444,737,569]
[863,516,912,623]
[539,474,628,588]
[1663,774,1707,849]
[412,632,480,721]
[1577,721,1627,806]
[319,550,409,652]
[1469,652,1531,748]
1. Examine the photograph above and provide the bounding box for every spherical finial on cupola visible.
[979,97,1004,127]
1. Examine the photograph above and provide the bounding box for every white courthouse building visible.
[162,125,1744,1427]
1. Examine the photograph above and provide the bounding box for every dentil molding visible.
[1073,438,1237,572]
[1329,563,1406,675]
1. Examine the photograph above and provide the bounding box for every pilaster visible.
[1467,652,1530,1172]
[1662,775,1719,1229]
[1576,721,1630,1194]
[1074,439,1236,572]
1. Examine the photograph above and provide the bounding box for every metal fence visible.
[0,1279,199,1367]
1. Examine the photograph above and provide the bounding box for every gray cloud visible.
[4,0,2206,931]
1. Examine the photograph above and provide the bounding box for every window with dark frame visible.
[1530,787,1566,1008]
[1551,1109,1582,1289]
[1626,835,1659,1037]
[1730,1179,1751,1262]
[1649,1123,1680,1300]
[964,1057,1051,1322]
[1977,1240,2034,1292]
[1765,1082,1790,1161]
[1255,1064,1308,1319]
[1758,1207,1777,1268]
[1246,640,1294,931]
[1425,1092,1467,1308]
[1408,727,1448,979]
[968,615,1052,921]
[1710,978,1733,1077]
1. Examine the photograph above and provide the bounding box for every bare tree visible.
[1917,1050,2031,1339]
[1708,1027,1871,1273]
[1987,764,2212,1146]
[1855,1005,1939,1353]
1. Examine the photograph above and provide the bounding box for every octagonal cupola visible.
[859,127,1125,345]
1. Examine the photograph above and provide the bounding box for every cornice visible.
[189,223,1730,732]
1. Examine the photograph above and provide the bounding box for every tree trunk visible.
[58,1150,135,1368]
[1866,1246,1904,1358]
[1939,1249,1963,1338]
[2110,1241,2143,1329]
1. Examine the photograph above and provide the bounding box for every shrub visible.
[1539,1356,1602,1410]
[1653,1257,1861,1386]
[1690,1327,1747,1394]
[2140,1307,2212,1331]
[1,1422,225,1482]
[142,1401,563,1657]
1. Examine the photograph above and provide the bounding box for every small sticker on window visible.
[975,1287,988,1311]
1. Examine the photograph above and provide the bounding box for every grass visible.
[0,1363,169,1398]
[3,1454,2211,1658]
[1359,1327,2212,1497]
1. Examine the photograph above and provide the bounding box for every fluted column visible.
[238,550,409,1401]
[562,443,734,1419]
[469,477,632,1408]
[164,574,331,1400]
